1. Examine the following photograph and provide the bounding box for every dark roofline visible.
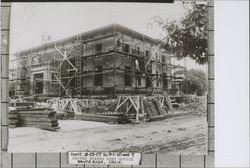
[15,23,161,55]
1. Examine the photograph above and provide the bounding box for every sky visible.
[9,2,207,71]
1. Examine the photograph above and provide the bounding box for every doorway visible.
[34,73,44,94]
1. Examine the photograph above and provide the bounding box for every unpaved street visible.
[9,114,207,155]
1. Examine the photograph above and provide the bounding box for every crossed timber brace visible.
[115,96,145,123]
[53,38,80,97]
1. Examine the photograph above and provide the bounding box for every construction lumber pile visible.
[65,111,76,119]
[9,110,19,128]
[143,98,166,117]
[148,112,189,122]
[9,101,34,110]
[114,95,176,123]
[54,112,65,120]
[18,108,59,131]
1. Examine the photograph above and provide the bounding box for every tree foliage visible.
[176,69,207,96]
[152,4,208,64]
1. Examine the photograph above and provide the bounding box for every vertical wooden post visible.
[207,0,215,159]
[135,96,140,122]
[1,2,11,152]
[141,96,145,123]
[113,24,117,96]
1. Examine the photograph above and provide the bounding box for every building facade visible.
[13,24,178,98]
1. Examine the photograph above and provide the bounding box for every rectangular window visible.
[162,55,166,63]
[124,66,131,86]
[51,73,57,80]
[95,43,102,53]
[156,71,160,86]
[146,69,152,87]
[34,73,44,94]
[122,43,130,53]
[145,50,150,57]
[81,44,84,55]
[135,72,141,86]
[137,47,140,55]
[94,66,103,86]
[162,73,167,89]
[155,52,158,60]
[70,77,76,87]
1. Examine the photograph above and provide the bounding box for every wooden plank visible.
[13,153,35,168]
[116,97,121,110]
[37,153,60,168]
[0,6,11,30]
[141,97,145,122]
[17,108,53,111]
[1,152,11,168]
[181,155,204,168]
[19,122,58,127]
[18,117,57,122]
[125,103,133,114]
[76,113,121,123]
[18,114,54,118]
[9,102,35,107]
[115,97,129,111]
[157,154,180,168]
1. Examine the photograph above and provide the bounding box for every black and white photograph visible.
[7,1,209,154]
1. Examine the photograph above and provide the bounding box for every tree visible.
[152,4,208,64]
[176,69,207,96]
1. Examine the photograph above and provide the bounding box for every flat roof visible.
[15,23,161,56]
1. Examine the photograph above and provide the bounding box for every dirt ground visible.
[8,114,207,155]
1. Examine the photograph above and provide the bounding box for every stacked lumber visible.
[143,98,166,117]
[65,111,75,119]
[9,102,34,110]
[18,108,59,131]
[9,110,19,128]
[148,112,190,122]
[54,112,65,120]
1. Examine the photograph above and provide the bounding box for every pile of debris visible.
[17,108,59,131]
[81,99,118,114]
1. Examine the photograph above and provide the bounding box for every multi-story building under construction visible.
[10,24,183,98]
